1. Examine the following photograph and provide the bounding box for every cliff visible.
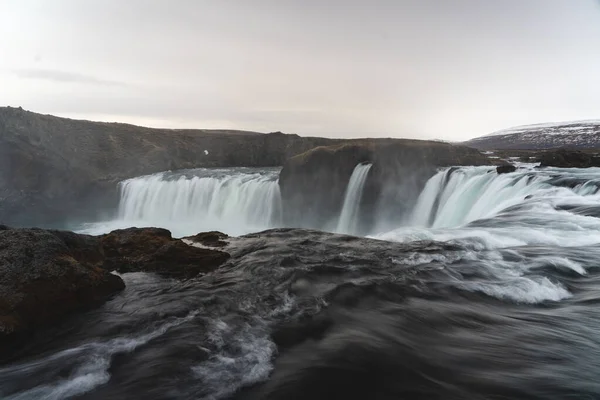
[0,107,337,227]
[279,140,490,233]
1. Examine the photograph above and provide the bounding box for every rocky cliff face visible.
[0,107,337,227]
[278,140,490,233]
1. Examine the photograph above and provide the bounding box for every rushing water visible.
[6,163,600,399]
[378,165,600,249]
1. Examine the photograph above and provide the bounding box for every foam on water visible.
[0,312,198,400]
[192,319,276,400]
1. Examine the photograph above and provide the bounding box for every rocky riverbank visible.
[0,226,229,350]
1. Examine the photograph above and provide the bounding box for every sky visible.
[1,0,600,141]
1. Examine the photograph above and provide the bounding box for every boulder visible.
[0,228,125,343]
[101,228,230,279]
[184,231,229,248]
[496,164,516,174]
[538,149,600,168]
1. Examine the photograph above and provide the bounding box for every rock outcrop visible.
[184,231,229,248]
[279,140,490,233]
[101,228,230,279]
[0,227,125,344]
[0,107,337,228]
[538,149,600,168]
[0,226,231,346]
[496,164,517,174]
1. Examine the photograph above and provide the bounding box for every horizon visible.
[5,105,600,142]
[2,1,600,141]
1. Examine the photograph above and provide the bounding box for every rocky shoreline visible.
[0,226,230,349]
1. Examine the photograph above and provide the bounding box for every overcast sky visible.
[1,0,600,141]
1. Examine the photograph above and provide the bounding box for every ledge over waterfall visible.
[278,140,489,233]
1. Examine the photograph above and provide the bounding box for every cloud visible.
[12,68,128,87]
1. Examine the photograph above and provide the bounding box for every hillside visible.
[464,120,600,150]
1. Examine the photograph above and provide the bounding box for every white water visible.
[0,308,199,400]
[406,165,600,232]
[336,163,372,235]
[78,164,600,305]
[80,168,282,237]
[373,165,600,304]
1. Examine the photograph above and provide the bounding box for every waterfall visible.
[408,166,579,229]
[79,163,600,240]
[96,168,282,237]
[336,163,372,235]
[409,168,452,227]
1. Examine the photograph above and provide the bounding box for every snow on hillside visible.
[465,120,600,150]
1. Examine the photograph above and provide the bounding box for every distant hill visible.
[464,120,600,150]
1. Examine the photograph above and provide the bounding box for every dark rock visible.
[539,149,600,168]
[496,164,516,174]
[0,227,125,344]
[184,231,229,248]
[101,228,230,279]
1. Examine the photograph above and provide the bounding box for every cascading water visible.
[80,164,600,243]
[376,165,600,251]
[10,164,600,400]
[336,163,372,235]
[410,165,600,229]
[79,168,282,237]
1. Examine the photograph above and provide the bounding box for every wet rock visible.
[184,231,229,248]
[0,228,125,343]
[101,227,230,279]
[496,164,516,174]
